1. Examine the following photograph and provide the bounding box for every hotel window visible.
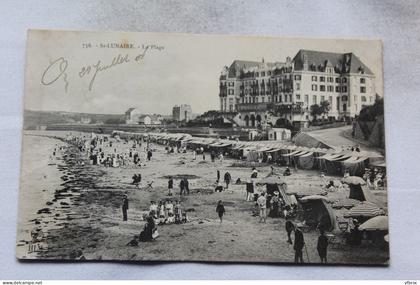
[261,97,265,103]
[241,98,244,103]
[361,96,367,102]
[360,86,366,93]
[321,95,325,102]
[342,86,347,93]
[228,82,234,86]
[335,86,341,92]
[279,95,283,102]
[228,89,234,95]
[296,94,301,100]
[245,89,248,95]
[328,77,333,82]
[329,96,333,104]
[268,96,271,102]
[284,94,288,102]
[327,86,333,92]
[305,94,309,104]
[311,76,317,81]
[313,95,317,104]
[294,75,301,80]
[320,76,325,82]
[320,85,325,92]
[342,77,347,83]
[296,83,300,91]
[335,77,340,83]
[268,71,271,76]
[360,78,365,84]
[290,94,293,102]
[256,72,259,77]
[311,84,318,91]
[342,95,348,102]
[274,95,278,102]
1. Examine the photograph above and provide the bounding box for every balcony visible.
[236,102,274,112]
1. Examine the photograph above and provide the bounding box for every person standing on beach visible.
[184,178,190,195]
[257,193,267,223]
[224,171,231,189]
[168,177,173,196]
[317,229,328,264]
[122,194,129,221]
[217,170,220,182]
[285,220,294,244]
[179,179,185,196]
[216,200,225,223]
[246,180,254,201]
[294,226,305,263]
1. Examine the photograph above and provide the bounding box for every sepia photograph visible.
[17,29,388,265]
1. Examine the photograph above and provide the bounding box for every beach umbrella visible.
[359,215,388,231]
[257,176,286,185]
[300,195,329,202]
[342,176,366,186]
[344,202,385,218]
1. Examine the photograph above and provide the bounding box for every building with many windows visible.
[219,50,376,129]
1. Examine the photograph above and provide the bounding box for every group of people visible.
[363,167,386,190]
[285,220,329,263]
[122,195,190,243]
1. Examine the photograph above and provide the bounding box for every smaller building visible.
[125,108,142,124]
[267,128,291,141]
[138,115,162,126]
[173,104,192,122]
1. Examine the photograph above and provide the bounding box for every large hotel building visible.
[219,50,376,129]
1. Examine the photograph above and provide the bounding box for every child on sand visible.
[216,200,225,223]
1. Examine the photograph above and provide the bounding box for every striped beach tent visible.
[344,202,385,218]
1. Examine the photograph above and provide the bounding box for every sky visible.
[24,30,383,115]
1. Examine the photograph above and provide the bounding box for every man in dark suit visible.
[294,226,305,263]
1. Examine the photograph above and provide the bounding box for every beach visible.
[16,130,389,264]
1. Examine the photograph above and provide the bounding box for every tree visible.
[310,104,322,121]
[319,100,331,117]
[310,101,330,122]
[358,97,384,122]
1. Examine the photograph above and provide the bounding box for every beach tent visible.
[343,177,379,204]
[258,176,291,207]
[299,195,337,231]
[342,156,369,176]
[296,151,315,170]
[344,202,385,219]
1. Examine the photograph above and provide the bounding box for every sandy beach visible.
[16,130,389,264]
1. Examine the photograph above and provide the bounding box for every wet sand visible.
[16,131,389,264]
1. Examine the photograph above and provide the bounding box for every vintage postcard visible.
[18,29,388,265]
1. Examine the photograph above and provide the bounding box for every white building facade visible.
[219,50,376,129]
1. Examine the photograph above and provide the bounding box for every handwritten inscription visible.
[79,53,130,91]
[40,44,164,92]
